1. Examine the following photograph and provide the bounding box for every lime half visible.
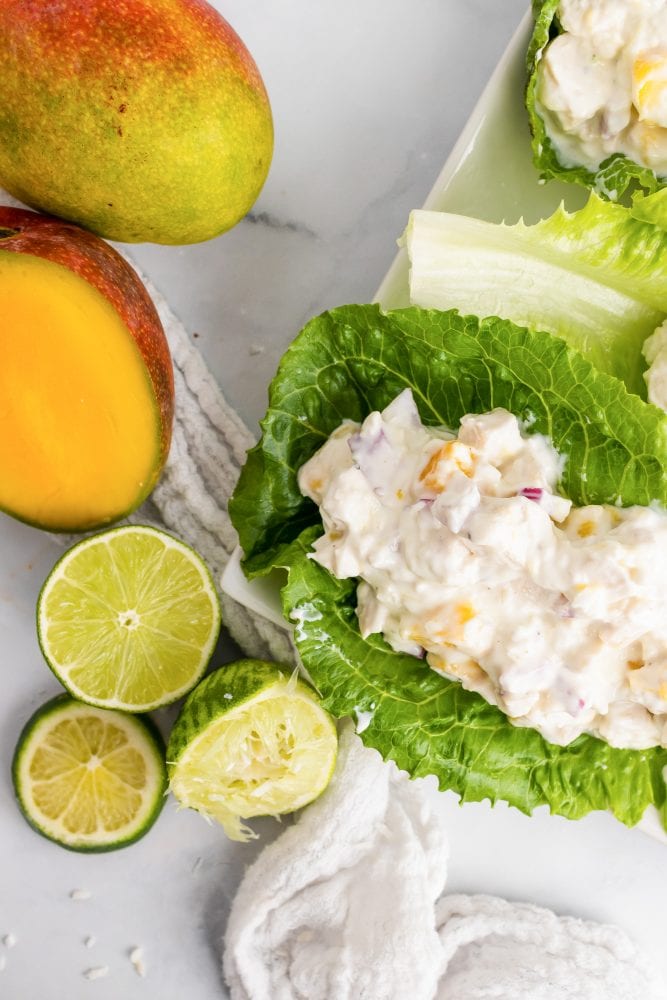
[37,525,221,712]
[12,694,166,851]
[167,659,338,841]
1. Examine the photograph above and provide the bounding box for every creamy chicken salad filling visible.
[298,389,667,750]
[536,0,667,177]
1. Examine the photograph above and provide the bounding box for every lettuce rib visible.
[406,195,667,399]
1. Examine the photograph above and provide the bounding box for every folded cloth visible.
[223,725,662,1000]
[223,723,450,1000]
[436,895,660,1000]
[126,272,295,666]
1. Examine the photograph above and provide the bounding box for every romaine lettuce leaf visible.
[406,196,667,397]
[231,304,667,572]
[526,1,661,199]
[229,304,667,830]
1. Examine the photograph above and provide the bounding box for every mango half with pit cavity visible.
[0,207,174,532]
[0,0,273,245]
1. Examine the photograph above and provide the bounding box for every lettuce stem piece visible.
[406,196,667,397]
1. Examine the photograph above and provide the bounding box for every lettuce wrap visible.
[230,197,667,832]
[527,0,663,199]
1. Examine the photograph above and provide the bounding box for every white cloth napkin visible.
[435,894,659,1000]
[223,724,449,1000]
[223,726,662,1000]
[125,272,295,667]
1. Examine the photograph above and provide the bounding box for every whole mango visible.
[0,0,273,244]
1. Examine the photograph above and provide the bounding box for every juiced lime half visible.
[37,525,221,712]
[167,659,338,841]
[12,694,166,852]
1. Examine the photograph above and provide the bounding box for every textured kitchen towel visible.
[223,723,451,1000]
[436,894,660,1000]
[223,726,662,1000]
[128,274,295,665]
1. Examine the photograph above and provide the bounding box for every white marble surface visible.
[3,2,667,998]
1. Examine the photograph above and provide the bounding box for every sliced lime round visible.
[167,659,338,841]
[13,694,166,851]
[37,525,221,712]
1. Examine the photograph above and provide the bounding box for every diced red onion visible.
[520,487,543,502]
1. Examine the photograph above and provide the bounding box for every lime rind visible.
[36,525,222,712]
[167,660,338,841]
[12,693,167,852]
[166,659,292,760]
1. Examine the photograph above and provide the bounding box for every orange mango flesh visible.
[0,252,161,530]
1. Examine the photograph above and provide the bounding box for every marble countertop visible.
[3,2,667,997]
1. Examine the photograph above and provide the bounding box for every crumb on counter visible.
[129,946,146,978]
[83,966,109,981]
[70,889,93,901]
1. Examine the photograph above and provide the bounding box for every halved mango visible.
[0,207,173,532]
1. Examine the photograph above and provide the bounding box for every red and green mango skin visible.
[0,0,274,244]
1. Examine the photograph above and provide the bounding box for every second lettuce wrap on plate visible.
[230,195,667,833]
[527,0,667,199]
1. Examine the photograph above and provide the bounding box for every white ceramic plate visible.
[220,11,667,846]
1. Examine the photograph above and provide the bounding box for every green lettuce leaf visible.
[229,304,667,830]
[406,196,667,396]
[526,2,661,199]
[276,526,667,829]
[231,304,667,572]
